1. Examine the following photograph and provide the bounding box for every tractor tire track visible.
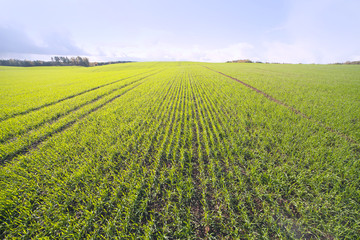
[203,66,358,145]
[1,71,162,144]
[0,69,157,122]
[0,78,151,165]
[200,70,319,238]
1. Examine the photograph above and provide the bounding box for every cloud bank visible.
[0,26,86,59]
[1,0,359,63]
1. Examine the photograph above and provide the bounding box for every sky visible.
[0,0,359,63]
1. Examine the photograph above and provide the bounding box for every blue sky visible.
[1,0,359,63]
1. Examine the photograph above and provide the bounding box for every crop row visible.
[0,62,160,121]
[205,63,360,142]
[0,70,161,144]
[0,63,359,239]
[0,70,165,164]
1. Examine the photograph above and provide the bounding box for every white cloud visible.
[350,56,360,61]
[86,42,255,62]
[272,0,360,63]
[260,41,317,64]
[0,25,87,58]
[199,43,255,62]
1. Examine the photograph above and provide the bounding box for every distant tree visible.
[70,57,76,65]
[76,56,83,66]
[82,57,90,67]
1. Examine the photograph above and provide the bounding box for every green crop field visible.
[0,62,359,239]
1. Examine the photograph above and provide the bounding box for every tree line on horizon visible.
[0,56,134,67]
[227,59,360,64]
[333,60,360,65]
[0,56,90,67]
[51,56,90,67]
